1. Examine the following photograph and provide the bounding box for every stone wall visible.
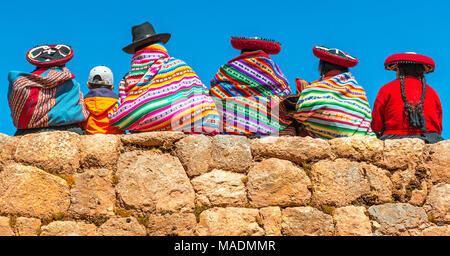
[0,131,448,236]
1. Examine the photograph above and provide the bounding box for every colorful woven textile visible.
[8,67,89,129]
[210,51,291,135]
[109,43,220,134]
[294,72,375,139]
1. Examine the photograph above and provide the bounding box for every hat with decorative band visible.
[123,21,171,54]
[231,36,282,55]
[26,44,74,67]
[313,45,359,68]
[384,52,435,73]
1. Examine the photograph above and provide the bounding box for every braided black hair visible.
[398,63,427,133]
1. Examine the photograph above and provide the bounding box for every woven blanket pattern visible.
[210,54,291,135]
[109,44,220,134]
[294,72,375,139]
[8,67,89,129]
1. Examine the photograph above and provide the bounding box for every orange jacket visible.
[83,88,125,135]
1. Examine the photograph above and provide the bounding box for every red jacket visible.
[372,77,443,135]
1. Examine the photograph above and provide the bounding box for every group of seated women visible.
[7,21,444,144]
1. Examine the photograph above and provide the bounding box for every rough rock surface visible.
[247,158,311,207]
[146,213,197,236]
[191,169,247,207]
[40,221,98,236]
[69,169,115,217]
[14,131,81,174]
[382,139,425,170]
[330,135,383,163]
[251,136,331,164]
[0,216,14,236]
[175,135,212,177]
[368,203,429,236]
[426,140,450,183]
[334,206,372,236]
[361,163,393,204]
[211,135,252,173]
[99,217,147,236]
[420,225,450,236]
[259,207,282,236]
[80,134,121,168]
[121,132,185,147]
[0,163,70,218]
[0,131,447,237]
[281,207,334,236]
[15,217,42,236]
[0,133,18,168]
[423,183,449,223]
[310,159,370,207]
[116,151,195,213]
[196,207,264,236]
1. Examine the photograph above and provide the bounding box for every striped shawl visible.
[294,72,375,139]
[210,51,291,135]
[109,44,220,134]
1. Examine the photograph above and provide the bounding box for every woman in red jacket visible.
[372,53,444,144]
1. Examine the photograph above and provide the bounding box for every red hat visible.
[231,37,281,55]
[26,44,74,68]
[384,52,435,73]
[313,45,359,68]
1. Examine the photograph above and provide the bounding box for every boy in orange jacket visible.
[83,66,124,134]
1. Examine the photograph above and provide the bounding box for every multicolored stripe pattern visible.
[8,67,89,129]
[109,43,220,134]
[210,53,291,135]
[294,72,375,139]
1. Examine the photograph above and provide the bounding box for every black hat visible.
[122,22,171,54]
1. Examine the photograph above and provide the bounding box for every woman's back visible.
[372,77,442,135]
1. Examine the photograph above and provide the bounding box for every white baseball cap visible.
[88,65,114,86]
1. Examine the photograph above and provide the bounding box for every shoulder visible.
[379,80,399,92]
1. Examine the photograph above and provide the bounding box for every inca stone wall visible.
[0,131,448,236]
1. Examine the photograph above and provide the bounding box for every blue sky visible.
[1,0,449,138]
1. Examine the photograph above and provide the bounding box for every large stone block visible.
[116,151,195,213]
[368,203,429,236]
[121,132,185,147]
[425,140,450,183]
[40,221,99,236]
[334,206,372,236]
[424,183,449,223]
[281,207,334,236]
[146,213,197,236]
[175,135,213,178]
[0,216,14,236]
[0,133,18,168]
[382,139,425,170]
[330,135,384,163]
[69,169,115,218]
[211,135,252,173]
[0,163,70,218]
[259,207,282,236]
[390,168,420,202]
[191,169,247,207]
[247,158,311,208]
[15,217,42,236]
[14,131,81,174]
[361,163,393,204]
[99,217,147,236]
[420,225,450,236]
[310,159,370,207]
[195,207,264,236]
[80,134,121,168]
[250,136,331,164]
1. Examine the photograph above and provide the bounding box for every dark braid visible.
[398,64,428,133]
